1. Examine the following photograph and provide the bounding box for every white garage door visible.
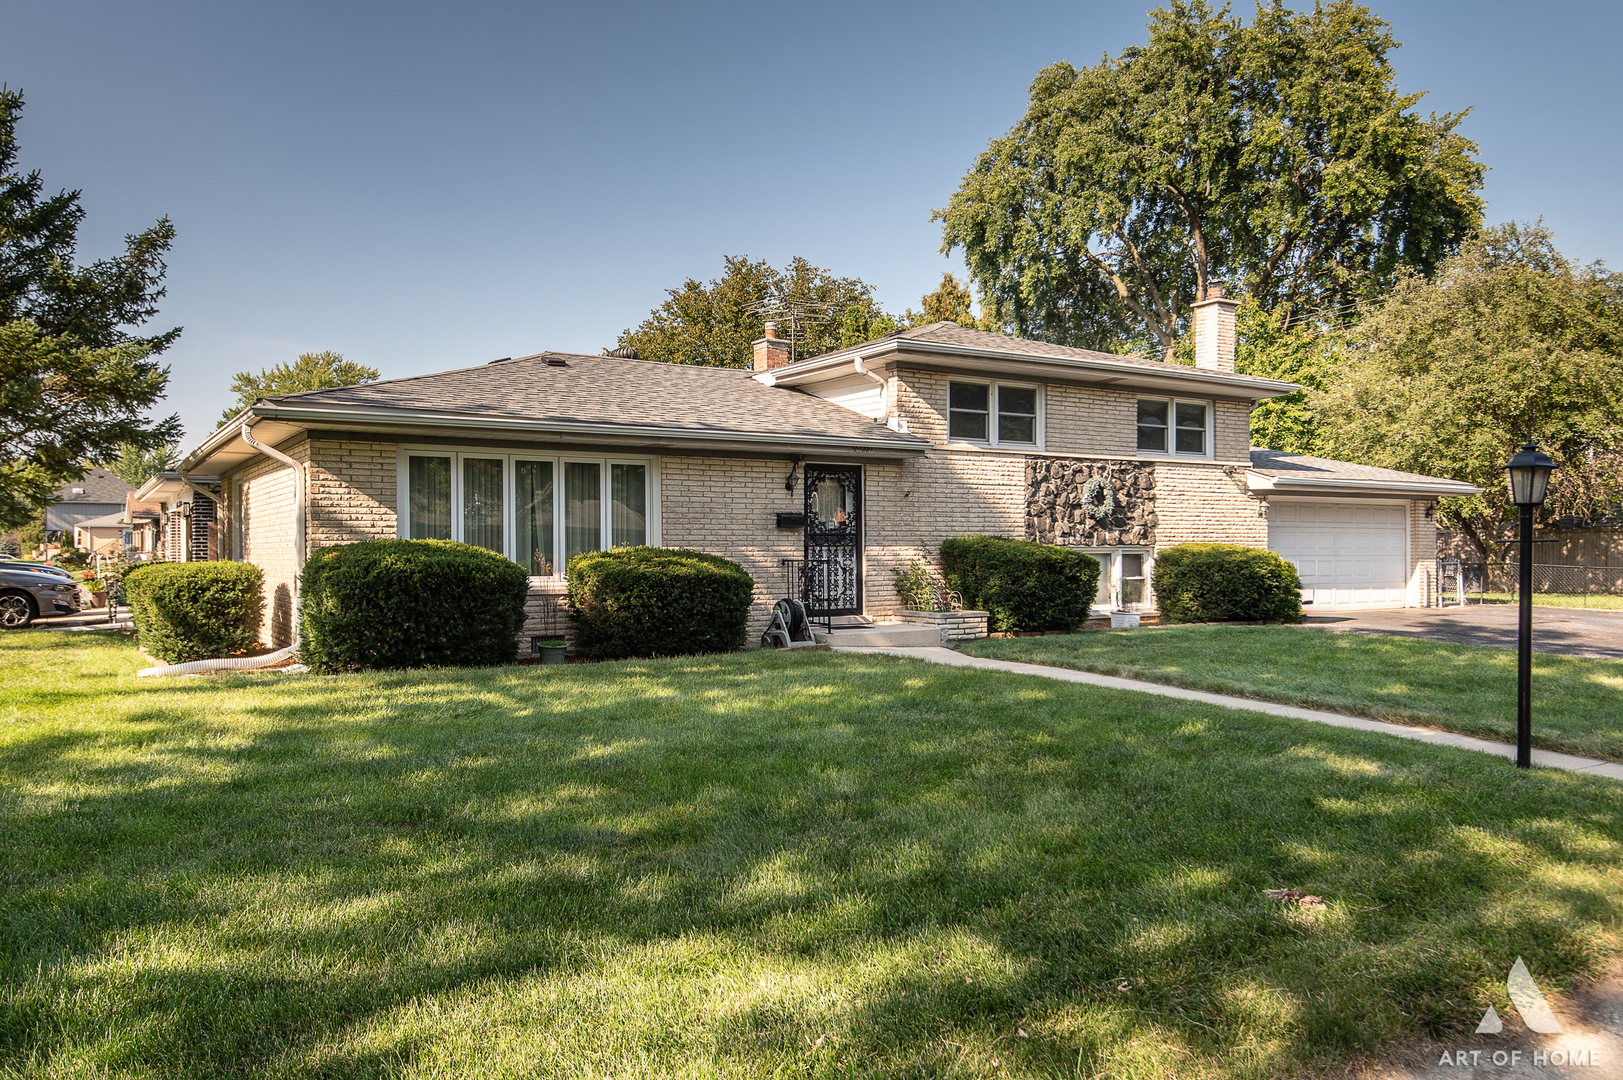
[1268,501,1408,608]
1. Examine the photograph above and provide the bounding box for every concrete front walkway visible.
[835,645,1623,783]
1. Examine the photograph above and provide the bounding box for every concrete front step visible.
[815,621,943,647]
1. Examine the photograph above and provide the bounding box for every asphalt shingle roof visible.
[258,352,924,447]
[1249,448,1476,488]
[49,468,133,504]
[775,321,1288,388]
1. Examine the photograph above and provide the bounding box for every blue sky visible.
[4,0,1620,446]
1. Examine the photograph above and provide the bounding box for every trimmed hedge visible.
[124,561,264,663]
[1152,543,1304,624]
[567,546,754,660]
[939,535,1099,633]
[300,539,530,672]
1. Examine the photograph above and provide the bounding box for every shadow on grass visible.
[2,647,1621,1077]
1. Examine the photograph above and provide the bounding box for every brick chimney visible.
[1191,283,1239,373]
[752,320,792,371]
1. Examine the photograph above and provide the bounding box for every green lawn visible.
[961,625,1623,763]
[3,631,1622,1079]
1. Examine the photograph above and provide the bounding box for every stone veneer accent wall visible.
[1025,458,1156,546]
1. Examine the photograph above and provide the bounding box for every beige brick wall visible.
[1408,500,1438,607]
[308,439,398,547]
[233,439,309,647]
[1153,462,1268,550]
[1045,383,1137,456]
[658,450,1028,632]
[659,455,805,641]
[864,452,1026,619]
[891,365,1252,464]
[1213,401,1253,462]
[228,437,399,647]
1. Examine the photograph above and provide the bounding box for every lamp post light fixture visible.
[1505,440,1557,769]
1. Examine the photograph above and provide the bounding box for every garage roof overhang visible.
[1246,471,1483,499]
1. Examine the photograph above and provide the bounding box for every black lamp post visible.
[1504,441,1557,769]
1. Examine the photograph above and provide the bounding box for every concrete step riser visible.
[815,625,942,648]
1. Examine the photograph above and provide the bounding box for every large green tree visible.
[0,89,181,530]
[1315,223,1623,561]
[616,256,895,367]
[102,440,181,488]
[938,0,1484,359]
[220,350,380,424]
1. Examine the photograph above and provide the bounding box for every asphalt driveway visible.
[1306,604,1623,660]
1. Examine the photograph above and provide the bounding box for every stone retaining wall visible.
[899,608,990,642]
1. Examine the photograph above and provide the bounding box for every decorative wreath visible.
[1080,476,1117,522]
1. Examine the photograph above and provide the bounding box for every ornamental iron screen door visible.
[803,465,862,619]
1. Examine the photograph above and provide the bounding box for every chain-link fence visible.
[1439,559,1623,609]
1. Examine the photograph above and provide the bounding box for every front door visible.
[804,465,862,618]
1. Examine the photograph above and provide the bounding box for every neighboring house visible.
[131,473,219,564]
[170,291,1478,650]
[70,492,165,556]
[43,468,133,535]
[71,512,128,555]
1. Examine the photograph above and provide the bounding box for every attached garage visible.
[1246,449,1483,610]
[1268,500,1408,608]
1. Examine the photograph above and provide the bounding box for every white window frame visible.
[1136,397,1212,459]
[395,446,660,579]
[1081,547,1153,613]
[946,380,1044,449]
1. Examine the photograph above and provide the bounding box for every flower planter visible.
[899,609,990,642]
[538,644,568,665]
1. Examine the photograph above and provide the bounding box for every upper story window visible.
[1136,398,1210,457]
[400,447,656,577]
[948,381,1042,447]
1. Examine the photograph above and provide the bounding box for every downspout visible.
[137,422,306,677]
[853,356,907,433]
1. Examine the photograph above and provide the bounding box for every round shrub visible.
[566,546,754,660]
[300,539,530,672]
[124,561,264,663]
[1151,543,1304,624]
[939,534,1099,633]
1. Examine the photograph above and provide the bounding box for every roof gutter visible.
[852,355,909,433]
[181,403,928,469]
[139,422,307,677]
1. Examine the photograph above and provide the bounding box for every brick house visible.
[171,293,1478,651]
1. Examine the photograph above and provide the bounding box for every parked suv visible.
[0,563,82,628]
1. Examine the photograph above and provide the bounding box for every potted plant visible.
[85,578,108,608]
[536,639,568,665]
